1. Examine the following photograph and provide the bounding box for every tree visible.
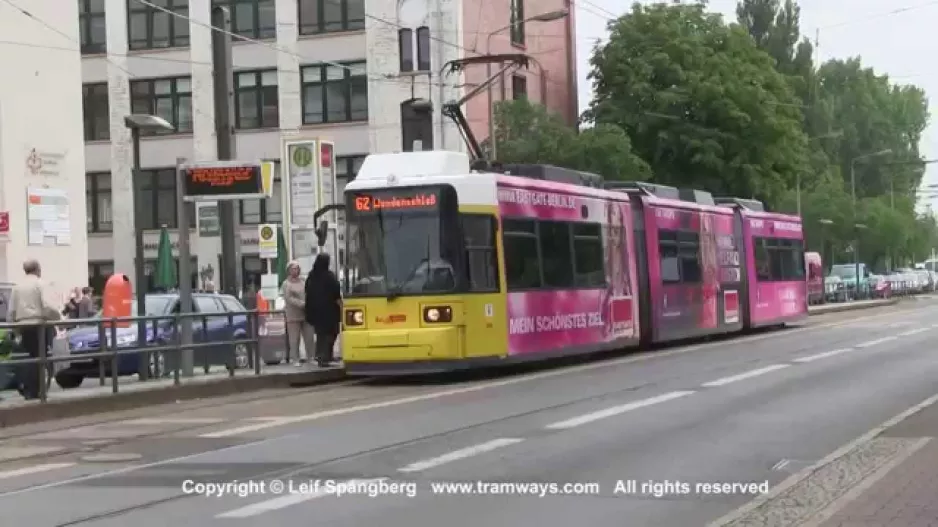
[493,99,651,181]
[585,2,810,206]
[736,0,815,100]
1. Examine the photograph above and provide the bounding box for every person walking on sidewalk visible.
[7,259,61,399]
[280,261,313,364]
[304,253,341,368]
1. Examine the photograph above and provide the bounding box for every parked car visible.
[868,275,890,299]
[57,293,252,389]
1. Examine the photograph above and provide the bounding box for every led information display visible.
[183,163,264,200]
[350,189,441,214]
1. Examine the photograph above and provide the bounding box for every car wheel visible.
[149,352,167,378]
[54,370,84,389]
[234,343,250,369]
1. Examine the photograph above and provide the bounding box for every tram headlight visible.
[423,306,452,323]
[345,309,364,326]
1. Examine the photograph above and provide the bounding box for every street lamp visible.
[850,149,891,293]
[124,114,174,380]
[485,8,569,159]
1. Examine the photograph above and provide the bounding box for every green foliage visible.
[493,99,650,181]
[584,2,810,205]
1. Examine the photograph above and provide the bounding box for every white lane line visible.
[700,364,790,388]
[0,463,76,480]
[398,438,524,473]
[215,478,384,518]
[792,349,853,363]
[545,391,695,430]
[898,328,929,337]
[855,336,897,348]
[931,323,938,329]
[125,418,226,425]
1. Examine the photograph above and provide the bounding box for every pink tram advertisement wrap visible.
[741,213,808,327]
[497,178,639,356]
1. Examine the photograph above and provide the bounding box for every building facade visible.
[78,0,576,294]
[1,0,89,302]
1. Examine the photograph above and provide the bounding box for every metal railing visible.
[0,309,294,403]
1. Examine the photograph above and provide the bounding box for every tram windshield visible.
[344,185,461,298]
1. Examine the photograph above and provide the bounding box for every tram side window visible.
[755,237,806,281]
[461,214,499,292]
[504,219,541,290]
[573,223,605,288]
[659,231,680,283]
[539,221,575,287]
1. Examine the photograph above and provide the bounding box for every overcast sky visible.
[571,0,938,206]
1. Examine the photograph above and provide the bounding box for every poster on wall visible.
[26,187,70,245]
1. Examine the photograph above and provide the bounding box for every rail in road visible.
[0,297,933,524]
[0,298,902,425]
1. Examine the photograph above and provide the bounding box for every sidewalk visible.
[808,298,899,315]
[710,394,938,527]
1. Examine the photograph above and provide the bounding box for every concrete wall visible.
[0,0,89,300]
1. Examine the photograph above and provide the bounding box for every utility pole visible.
[211,6,240,297]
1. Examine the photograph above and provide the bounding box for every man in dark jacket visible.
[304,253,341,367]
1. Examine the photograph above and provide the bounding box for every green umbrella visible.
[154,225,177,291]
[275,226,289,284]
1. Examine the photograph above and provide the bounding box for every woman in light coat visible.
[280,261,314,364]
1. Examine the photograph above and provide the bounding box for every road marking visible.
[125,418,226,425]
[0,463,75,480]
[932,323,938,329]
[700,364,790,387]
[398,438,524,473]
[200,311,902,439]
[792,349,853,363]
[215,478,384,518]
[855,336,897,348]
[898,328,929,337]
[545,391,695,430]
[0,305,919,498]
[770,459,790,471]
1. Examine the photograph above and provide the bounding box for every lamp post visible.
[485,8,569,160]
[123,114,174,380]
[819,218,833,302]
[850,149,892,293]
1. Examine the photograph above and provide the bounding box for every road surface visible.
[0,298,935,526]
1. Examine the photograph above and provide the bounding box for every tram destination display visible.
[182,162,265,201]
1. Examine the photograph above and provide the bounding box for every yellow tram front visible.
[337,174,507,375]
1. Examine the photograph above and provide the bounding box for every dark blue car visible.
[56,293,251,389]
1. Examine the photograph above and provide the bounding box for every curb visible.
[808,298,899,316]
[707,392,938,526]
[0,369,347,428]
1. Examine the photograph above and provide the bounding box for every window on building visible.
[297,0,365,35]
[127,0,189,50]
[137,168,197,230]
[239,161,283,224]
[242,255,269,292]
[401,99,433,152]
[461,214,499,292]
[79,0,107,54]
[510,0,525,45]
[398,29,414,72]
[416,26,430,71]
[300,61,368,124]
[211,0,275,39]
[82,83,110,141]
[88,261,115,295]
[512,74,527,100]
[86,172,113,233]
[130,76,193,134]
[235,69,279,129]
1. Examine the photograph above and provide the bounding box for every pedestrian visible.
[279,261,313,364]
[78,287,95,319]
[62,287,80,319]
[7,259,61,399]
[304,253,341,367]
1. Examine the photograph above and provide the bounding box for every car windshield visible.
[345,186,459,297]
[94,296,172,318]
[830,265,858,279]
